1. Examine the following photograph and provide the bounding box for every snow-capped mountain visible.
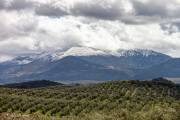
[51,47,108,61]
[5,47,169,65]
[112,49,166,57]
[0,47,179,84]
[3,47,108,65]
[52,47,167,60]
[65,47,171,69]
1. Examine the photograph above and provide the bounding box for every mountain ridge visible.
[0,47,179,84]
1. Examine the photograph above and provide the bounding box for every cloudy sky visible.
[0,0,180,61]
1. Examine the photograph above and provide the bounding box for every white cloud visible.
[31,16,180,57]
[0,0,180,61]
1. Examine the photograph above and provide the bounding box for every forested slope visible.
[0,79,180,120]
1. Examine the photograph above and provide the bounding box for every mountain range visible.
[0,47,179,84]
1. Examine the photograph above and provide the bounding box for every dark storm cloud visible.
[172,21,180,28]
[132,0,180,19]
[0,0,180,23]
[132,1,168,17]
[8,0,34,10]
[0,0,34,11]
[160,21,180,34]
[35,4,68,17]
[0,0,7,9]
[34,1,128,20]
[32,0,180,24]
[72,1,126,20]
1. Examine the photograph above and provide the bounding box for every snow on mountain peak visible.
[52,47,108,60]
[65,47,107,56]
[112,49,162,57]
[52,47,164,61]
[7,47,169,65]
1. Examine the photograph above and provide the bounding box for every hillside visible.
[0,79,180,120]
[135,58,180,79]
[3,80,62,89]
[31,56,129,81]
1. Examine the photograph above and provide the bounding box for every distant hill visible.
[3,80,63,89]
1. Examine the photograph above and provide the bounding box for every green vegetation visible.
[0,79,180,120]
